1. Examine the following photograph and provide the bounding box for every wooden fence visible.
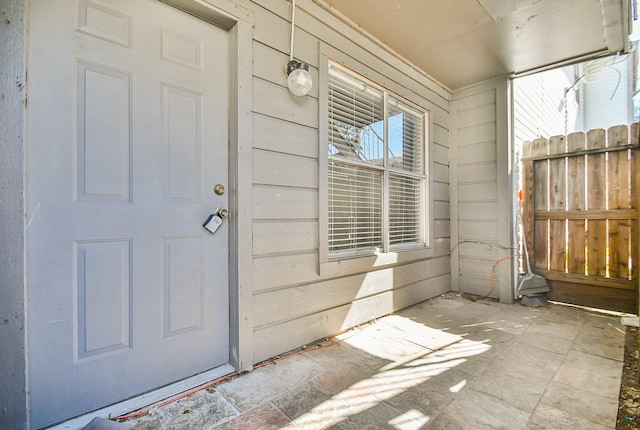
[522,123,639,313]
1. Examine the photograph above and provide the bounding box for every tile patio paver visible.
[125,295,626,430]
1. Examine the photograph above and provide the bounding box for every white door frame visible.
[158,0,255,372]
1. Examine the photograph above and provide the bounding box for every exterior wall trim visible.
[0,0,27,428]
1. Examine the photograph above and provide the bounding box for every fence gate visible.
[522,123,639,314]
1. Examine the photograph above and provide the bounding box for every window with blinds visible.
[328,62,428,258]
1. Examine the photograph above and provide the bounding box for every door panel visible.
[26,0,230,427]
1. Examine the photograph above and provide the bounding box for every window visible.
[327,62,429,260]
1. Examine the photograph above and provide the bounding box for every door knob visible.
[213,184,225,195]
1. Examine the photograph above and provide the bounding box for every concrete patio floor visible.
[125,294,626,429]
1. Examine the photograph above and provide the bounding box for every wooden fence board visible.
[548,153,566,272]
[609,219,630,279]
[587,153,606,210]
[530,137,548,156]
[549,135,565,155]
[549,220,566,272]
[587,219,607,276]
[587,129,606,149]
[608,150,630,210]
[567,219,585,274]
[534,219,548,270]
[567,132,586,152]
[522,159,535,265]
[608,125,629,148]
[534,160,548,211]
[549,158,566,211]
[567,155,585,210]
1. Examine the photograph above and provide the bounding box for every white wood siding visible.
[450,80,513,303]
[581,56,634,131]
[513,67,576,146]
[248,0,451,362]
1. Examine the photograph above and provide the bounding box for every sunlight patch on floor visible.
[290,317,492,429]
[389,409,431,429]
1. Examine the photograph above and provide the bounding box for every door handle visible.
[213,184,225,195]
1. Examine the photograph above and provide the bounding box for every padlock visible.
[202,213,223,234]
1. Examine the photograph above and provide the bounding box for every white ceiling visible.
[320,0,631,90]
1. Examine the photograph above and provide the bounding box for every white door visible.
[26,0,230,427]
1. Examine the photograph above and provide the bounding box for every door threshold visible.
[47,364,235,430]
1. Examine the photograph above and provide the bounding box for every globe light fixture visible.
[286,59,313,96]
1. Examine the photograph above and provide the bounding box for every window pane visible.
[329,162,383,253]
[388,97,424,174]
[328,66,384,165]
[389,174,422,245]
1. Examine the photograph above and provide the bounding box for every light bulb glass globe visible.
[287,68,313,96]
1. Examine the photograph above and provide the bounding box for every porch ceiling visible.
[320,0,631,90]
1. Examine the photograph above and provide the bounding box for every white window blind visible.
[328,63,428,258]
[328,162,383,253]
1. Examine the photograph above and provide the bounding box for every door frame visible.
[157,0,255,372]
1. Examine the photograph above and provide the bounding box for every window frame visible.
[319,49,435,276]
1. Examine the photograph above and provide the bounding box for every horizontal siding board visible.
[457,123,495,146]
[252,274,450,362]
[458,202,497,221]
[455,89,496,110]
[434,220,450,238]
[433,124,449,148]
[253,252,319,292]
[458,163,497,183]
[433,181,450,202]
[457,103,496,128]
[458,183,497,201]
[459,221,498,240]
[250,2,289,53]
[253,185,318,220]
[253,220,317,255]
[433,201,450,219]
[457,241,509,259]
[253,113,318,158]
[457,142,496,164]
[452,81,497,100]
[252,77,318,128]
[253,149,318,188]
[458,275,500,298]
[431,162,449,183]
[432,143,449,165]
[459,257,499,277]
[434,238,451,256]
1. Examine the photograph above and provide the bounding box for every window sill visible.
[320,246,435,277]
